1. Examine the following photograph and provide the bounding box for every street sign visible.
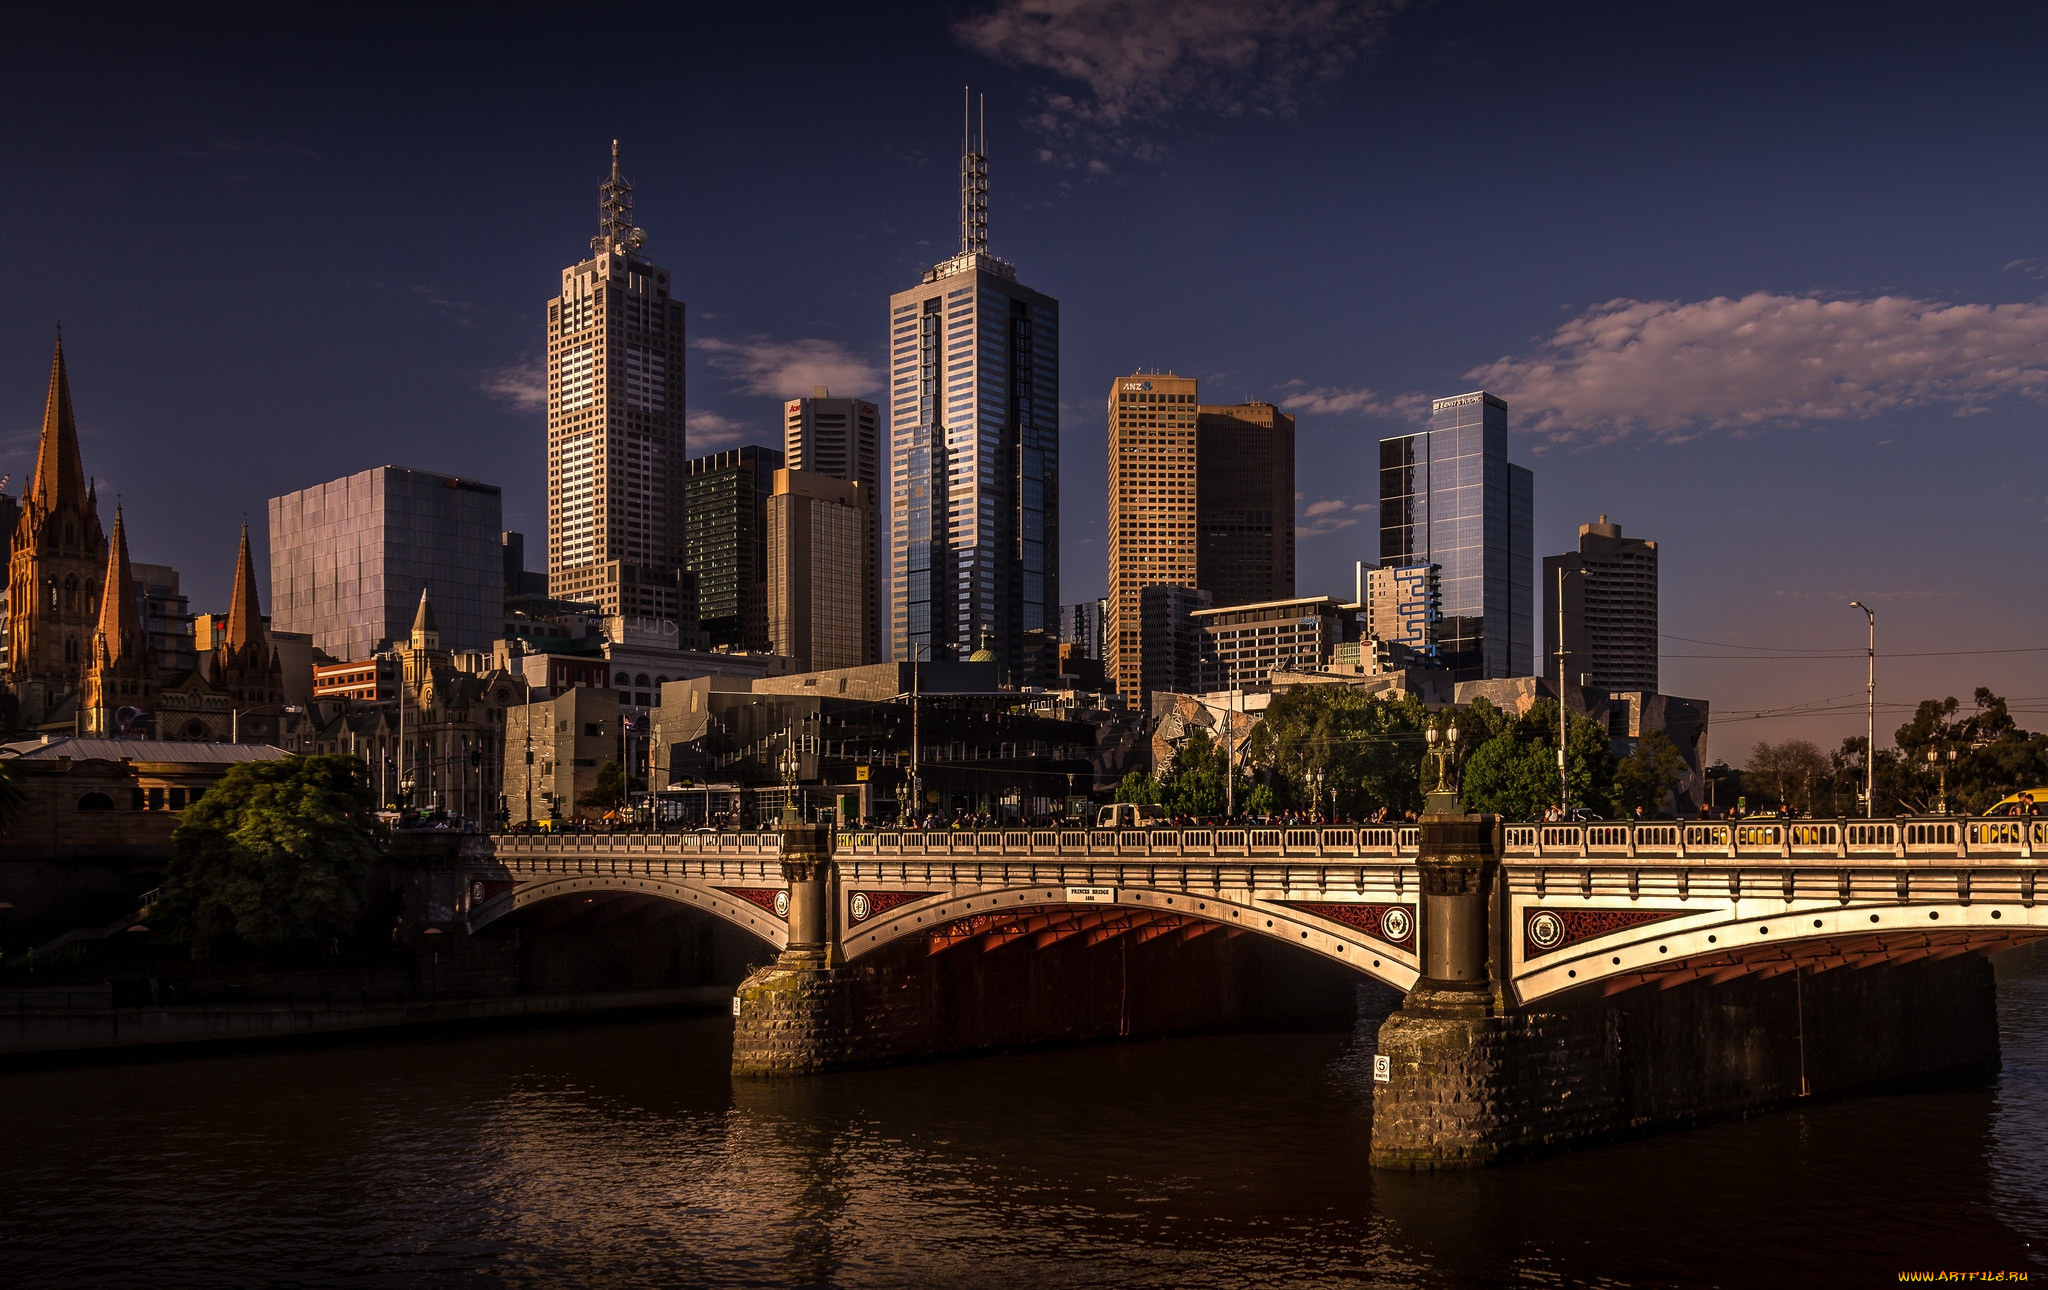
[1065,886,1115,904]
[1373,1054,1391,1083]
[855,765,870,781]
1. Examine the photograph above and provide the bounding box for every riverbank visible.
[0,984,733,1059]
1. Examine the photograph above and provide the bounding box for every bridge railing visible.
[486,817,2043,865]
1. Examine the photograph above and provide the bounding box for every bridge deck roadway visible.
[465,818,2048,1004]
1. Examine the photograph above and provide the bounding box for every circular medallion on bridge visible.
[1527,910,1565,951]
[774,890,790,919]
[1379,907,1413,944]
[850,892,872,922]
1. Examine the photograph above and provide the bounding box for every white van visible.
[1096,802,1168,829]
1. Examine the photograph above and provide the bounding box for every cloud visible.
[1298,497,1374,538]
[687,410,753,451]
[694,336,881,399]
[1274,380,1428,420]
[957,0,1404,163]
[478,361,545,411]
[1468,291,2048,442]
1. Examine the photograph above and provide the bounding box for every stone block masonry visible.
[1369,954,2000,1169]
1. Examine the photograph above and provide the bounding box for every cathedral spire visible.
[223,522,266,654]
[95,507,144,668]
[410,586,440,651]
[29,338,88,515]
[959,88,988,256]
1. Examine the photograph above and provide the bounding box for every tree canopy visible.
[154,755,379,954]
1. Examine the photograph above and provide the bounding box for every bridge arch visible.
[467,872,788,953]
[836,883,1419,993]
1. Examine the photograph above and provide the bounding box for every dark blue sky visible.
[5,0,2045,756]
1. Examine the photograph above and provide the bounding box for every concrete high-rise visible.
[784,387,882,662]
[545,142,689,620]
[888,97,1059,678]
[269,466,504,661]
[684,446,782,652]
[1105,372,1198,703]
[1378,391,1533,681]
[767,468,871,673]
[1544,515,1658,693]
[1196,399,1294,609]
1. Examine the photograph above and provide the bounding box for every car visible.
[1096,802,1168,829]
[1989,788,2048,815]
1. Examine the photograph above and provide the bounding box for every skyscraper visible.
[784,387,882,662]
[1196,398,1294,609]
[888,96,1059,677]
[683,445,782,651]
[545,142,688,620]
[766,468,871,673]
[1378,391,1533,681]
[1105,372,1198,703]
[1544,515,1658,693]
[269,466,504,660]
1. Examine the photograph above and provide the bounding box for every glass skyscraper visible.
[269,466,504,661]
[887,104,1058,675]
[1377,391,1532,681]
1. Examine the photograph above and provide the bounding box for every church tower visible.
[208,523,284,709]
[7,339,109,725]
[79,507,159,736]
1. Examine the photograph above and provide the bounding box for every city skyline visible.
[2,2,2045,751]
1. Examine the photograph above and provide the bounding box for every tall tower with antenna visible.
[887,92,1060,680]
[544,141,689,621]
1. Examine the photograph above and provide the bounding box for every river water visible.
[5,948,2045,1288]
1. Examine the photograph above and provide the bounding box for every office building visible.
[1378,391,1533,681]
[888,99,1060,679]
[131,562,195,679]
[684,445,782,651]
[1106,372,1199,703]
[1138,583,1211,702]
[269,465,505,661]
[766,468,871,673]
[544,142,688,619]
[1196,399,1294,608]
[784,387,883,661]
[1193,595,1348,693]
[501,531,550,599]
[1359,560,1440,654]
[1059,599,1105,661]
[1544,514,1658,693]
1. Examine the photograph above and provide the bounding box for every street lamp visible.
[1927,747,1956,815]
[1849,601,1875,818]
[1310,767,1326,823]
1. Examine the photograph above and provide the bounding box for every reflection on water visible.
[3,952,2045,1288]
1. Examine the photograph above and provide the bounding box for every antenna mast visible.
[592,139,644,256]
[959,89,988,255]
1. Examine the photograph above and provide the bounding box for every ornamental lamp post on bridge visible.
[775,725,838,968]
[1850,600,1876,818]
[1413,715,1501,1016]
[1928,746,1956,815]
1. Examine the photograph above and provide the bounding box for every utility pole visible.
[911,646,922,823]
[523,705,534,827]
[1554,561,1579,813]
[1223,690,1236,819]
[1850,601,1875,818]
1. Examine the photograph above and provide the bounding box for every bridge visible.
[463,816,2046,1005]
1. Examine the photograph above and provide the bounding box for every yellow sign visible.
[855,765,870,781]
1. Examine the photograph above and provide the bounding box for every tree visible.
[581,760,626,811]
[1613,730,1688,817]
[1747,740,1830,812]
[154,755,379,955]
[1457,697,1615,819]
[1244,685,1431,817]
[1114,770,1159,805]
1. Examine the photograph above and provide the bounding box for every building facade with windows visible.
[1106,373,1198,703]
[1196,399,1294,610]
[684,445,782,651]
[767,468,871,673]
[1193,595,1349,693]
[269,465,504,661]
[888,109,1059,680]
[1378,391,1533,681]
[784,387,883,662]
[544,142,688,621]
[1360,560,1441,655]
[1544,514,1659,693]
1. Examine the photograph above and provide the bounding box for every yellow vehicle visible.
[1096,802,1167,829]
[1989,788,2048,815]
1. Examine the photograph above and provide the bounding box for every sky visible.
[3,0,2045,763]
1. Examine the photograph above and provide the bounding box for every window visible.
[77,792,114,812]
